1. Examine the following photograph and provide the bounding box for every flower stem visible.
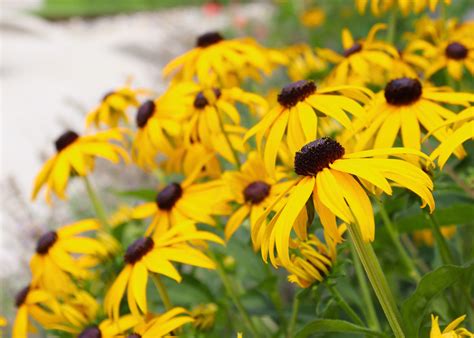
[287,289,302,338]
[151,273,173,311]
[215,110,241,169]
[347,221,405,338]
[83,176,110,231]
[326,282,365,326]
[386,7,397,44]
[376,199,421,282]
[425,212,455,265]
[208,250,258,336]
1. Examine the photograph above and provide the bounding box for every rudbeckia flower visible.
[284,44,327,81]
[130,307,194,337]
[351,78,474,158]
[430,314,473,337]
[389,44,430,79]
[104,222,223,319]
[85,84,145,128]
[317,24,397,85]
[13,286,60,337]
[62,315,139,338]
[190,303,218,331]
[413,225,456,246]
[162,31,286,86]
[222,151,294,247]
[244,79,372,176]
[256,137,434,267]
[31,129,129,203]
[355,0,451,16]
[29,219,106,294]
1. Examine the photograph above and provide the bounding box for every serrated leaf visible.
[295,319,385,338]
[401,263,474,338]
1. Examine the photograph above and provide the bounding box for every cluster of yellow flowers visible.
[7,1,474,337]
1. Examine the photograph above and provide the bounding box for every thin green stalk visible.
[386,7,397,44]
[426,212,455,265]
[377,199,421,282]
[215,110,241,168]
[151,273,173,311]
[287,290,301,338]
[347,222,405,338]
[326,283,365,326]
[208,250,258,336]
[83,176,110,230]
[349,240,381,330]
[400,234,430,274]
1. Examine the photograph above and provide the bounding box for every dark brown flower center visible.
[36,231,58,255]
[124,237,154,264]
[55,130,79,152]
[196,31,224,48]
[243,181,271,205]
[15,286,29,307]
[445,42,468,60]
[294,137,345,176]
[78,326,102,338]
[156,183,183,210]
[343,43,362,57]
[136,100,155,128]
[128,334,142,338]
[384,78,422,106]
[277,80,316,108]
[193,89,222,109]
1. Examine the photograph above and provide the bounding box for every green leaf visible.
[401,263,474,338]
[295,319,385,338]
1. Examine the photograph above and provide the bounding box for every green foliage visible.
[295,319,387,338]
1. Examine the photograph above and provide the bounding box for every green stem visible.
[287,290,301,338]
[83,176,110,231]
[400,234,430,274]
[208,250,258,336]
[386,7,397,44]
[326,283,365,326]
[347,222,405,338]
[151,273,173,311]
[426,212,455,265]
[377,199,421,282]
[215,109,241,169]
[349,240,381,330]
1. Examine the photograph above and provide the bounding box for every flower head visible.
[130,307,194,338]
[430,314,473,337]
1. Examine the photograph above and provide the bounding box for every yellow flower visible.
[351,78,474,160]
[255,137,434,267]
[389,43,430,79]
[85,84,144,128]
[430,314,473,337]
[413,225,457,246]
[108,204,135,228]
[162,31,286,86]
[317,24,397,85]
[66,315,139,338]
[284,44,327,81]
[355,0,451,16]
[300,8,325,28]
[13,286,60,338]
[190,303,218,331]
[104,222,223,319]
[29,219,106,294]
[131,307,194,337]
[223,151,294,248]
[31,129,129,203]
[244,80,372,177]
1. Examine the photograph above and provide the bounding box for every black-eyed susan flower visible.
[256,137,434,267]
[13,286,60,337]
[29,219,106,294]
[413,225,457,246]
[284,44,327,82]
[104,222,223,319]
[162,31,286,86]
[351,78,474,158]
[389,44,430,79]
[244,80,372,176]
[31,129,129,203]
[190,303,217,331]
[355,0,451,16]
[430,314,473,337]
[85,84,145,128]
[222,151,294,247]
[129,307,194,337]
[317,24,397,85]
[61,315,139,338]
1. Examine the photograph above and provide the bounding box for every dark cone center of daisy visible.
[128,334,142,338]
[277,80,316,108]
[15,286,29,307]
[445,42,468,60]
[343,43,362,57]
[196,31,224,48]
[36,231,58,255]
[193,89,222,109]
[294,137,345,176]
[78,326,102,338]
[124,237,154,264]
[384,78,422,106]
[136,100,155,128]
[156,182,183,210]
[55,130,79,152]
[243,181,271,205]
